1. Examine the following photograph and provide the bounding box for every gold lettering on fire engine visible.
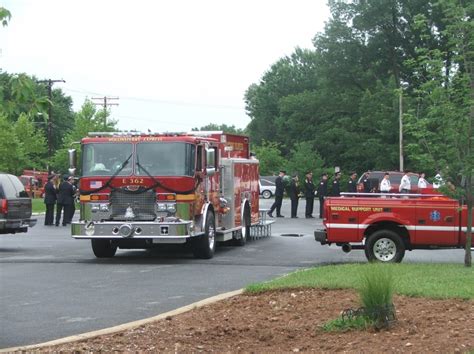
[121,178,144,184]
[226,142,244,151]
[108,137,164,142]
[330,206,384,212]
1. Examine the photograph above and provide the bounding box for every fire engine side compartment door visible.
[326,198,360,242]
[414,198,458,246]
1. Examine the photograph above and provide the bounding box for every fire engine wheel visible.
[262,190,272,199]
[91,239,117,258]
[365,230,405,263]
[192,212,216,259]
[235,206,251,246]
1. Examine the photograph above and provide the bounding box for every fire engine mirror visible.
[68,149,77,176]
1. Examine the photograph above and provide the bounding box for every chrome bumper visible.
[71,220,196,242]
[0,218,37,229]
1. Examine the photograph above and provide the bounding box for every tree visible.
[252,141,287,176]
[192,123,244,135]
[51,100,117,173]
[285,141,325,178]
[0,6,11,27]
[0,114,25,174]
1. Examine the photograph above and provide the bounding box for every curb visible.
[1,289,244,352]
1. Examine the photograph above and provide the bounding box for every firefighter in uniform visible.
[331,172,341,196]
[43,174,58,226]
[303,171,315,218]
[268,170,286,218]
[348,172,357,193]
[362,171,371,193]
[316,173,328,218]
[289,173,300,218]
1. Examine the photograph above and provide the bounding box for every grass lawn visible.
[32,198,45,213]
[246,263,474,299]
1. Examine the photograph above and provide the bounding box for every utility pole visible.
[399,88,404,172]
[92,96,119,129]
[37,79,66,172]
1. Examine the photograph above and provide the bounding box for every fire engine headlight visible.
[99,203,109,212]
[91,203,100,212]
[166,203,176,213]
[157,203,167,212]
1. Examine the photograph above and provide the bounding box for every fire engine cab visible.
[314,192,472,262]
[68,131,260,259]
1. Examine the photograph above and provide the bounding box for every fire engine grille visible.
[110,188,156,221]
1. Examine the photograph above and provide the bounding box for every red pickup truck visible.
[314,191,472,262]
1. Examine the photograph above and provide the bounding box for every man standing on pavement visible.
[303,171,315,218]
[348,172,357,193]
[316,173,328,218]
[331,172,341,196]
[43,174,58,226]
[56,175,75,226]
[380,172,391,193]
[268,170,286,218]
[362,171,371,193]
[289,173,300,218]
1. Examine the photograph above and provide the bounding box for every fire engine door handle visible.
[444,216,454,223]
[348,217,356,223]
[418,219,426,224]
[331,214,339,220]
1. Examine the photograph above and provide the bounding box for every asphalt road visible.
[0,198,466,348]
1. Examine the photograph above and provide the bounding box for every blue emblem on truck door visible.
[429,210,441,222]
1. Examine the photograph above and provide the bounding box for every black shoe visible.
[267,212,273,218]
[277,215,285,218]
[55,224,59,227]
[306,215,314,219]
[62,224,67,226]
[291,216,298,218]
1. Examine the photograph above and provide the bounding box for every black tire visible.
[262,190,272,199]
[365,229,405,263]
[91,239,117,258]
[192,211,216,259]
[235,206,251,246]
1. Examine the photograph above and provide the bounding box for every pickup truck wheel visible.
[365,230,405,263]
[262,190,272,199]
[91,239,117,258]
[192,211,216,259]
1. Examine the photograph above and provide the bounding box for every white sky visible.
[0,0,329,132]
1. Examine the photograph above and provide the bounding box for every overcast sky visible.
[0,0,329,132]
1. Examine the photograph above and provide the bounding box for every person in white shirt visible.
[418,172,428,189]
[433,170,443,189]
[380,172,391,193]
[399,170,411,193]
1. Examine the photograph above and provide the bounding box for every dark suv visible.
[357,171,429,193]
[0,173,37,234]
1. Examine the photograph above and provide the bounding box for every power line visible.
[91,96,119,128]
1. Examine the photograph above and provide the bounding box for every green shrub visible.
[322,316,368,332]
[359,264,395,328]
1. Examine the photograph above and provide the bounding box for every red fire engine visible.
[314,191,472,262]
[19,170,49,198]
[68,131,260,259]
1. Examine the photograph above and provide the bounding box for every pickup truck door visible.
[415,198,458,245]
[326,199,360,242]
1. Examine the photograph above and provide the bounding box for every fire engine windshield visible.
[82,143,133,177]
[136,142,195,176]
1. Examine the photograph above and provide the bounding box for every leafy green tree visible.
[0,6,11,27]
[253,141,287,176]
[285,141,325,178]
[14,113,47,170]
[0,114,25,174]
[51,100,117,173]
[192,123,244,135]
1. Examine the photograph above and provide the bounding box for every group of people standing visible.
[267,169,444,220]
[44,174,77,226]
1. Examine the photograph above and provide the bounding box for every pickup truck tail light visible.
[0,199,7,215]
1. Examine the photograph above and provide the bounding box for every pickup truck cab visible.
[0,173,37,234]
[314,191,472,262]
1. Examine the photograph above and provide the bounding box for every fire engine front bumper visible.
[71,220,195,243]
[314,229,327,245]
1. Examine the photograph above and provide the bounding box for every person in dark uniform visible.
[348,172,357,193]
[362,171,371,193]
[303,171,315,218]
[56,175,75,226]
[66,176,77,224]
[331,172,341,196]
[268,170,286,218]
[43,174,58,226]
[288,173,300,218]
[316,173,328,218]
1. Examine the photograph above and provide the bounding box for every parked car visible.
[259,177,277,199]
[0,173,37,234]
[357,171,430,193]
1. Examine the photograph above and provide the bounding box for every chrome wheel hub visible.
[373,238,396,262]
